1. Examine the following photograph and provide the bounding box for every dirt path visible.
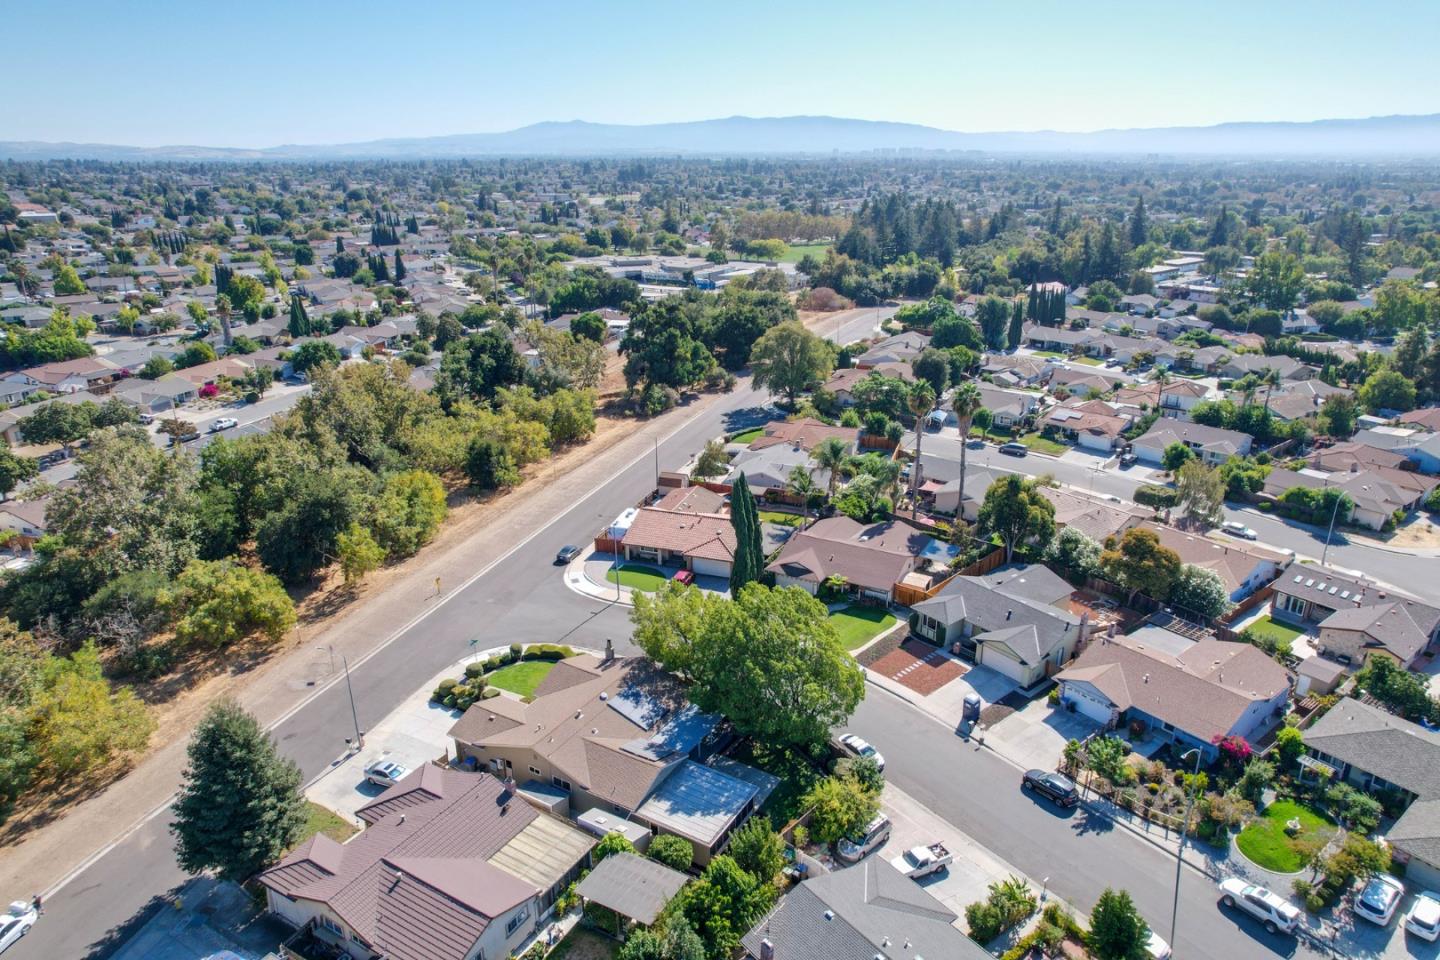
[0,377,735,898]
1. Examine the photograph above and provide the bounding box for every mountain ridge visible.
[4,112,1439,160]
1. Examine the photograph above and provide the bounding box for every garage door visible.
[1063,684,1115,725]
[978,646,1027,684]
[691,557,731,579]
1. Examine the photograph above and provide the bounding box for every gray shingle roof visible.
[1303,698,1440,799]
[574,852,689,925]
[742,858,988,960]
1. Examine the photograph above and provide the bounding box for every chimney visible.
[1077,611,1091,652]
[502,777,516,800]
[1006,609,1013,621]
[760,940,775,960]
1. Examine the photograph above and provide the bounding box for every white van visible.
[836,814,892,863]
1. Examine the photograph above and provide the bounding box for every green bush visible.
[483,656,502,672]
[432,678,459,701]
[1134,484,1178,509]
[464,662,486,679]
[647,834,695,871]
[965,901,1004,942]
[508,642,523,660]
[480,688,501,700]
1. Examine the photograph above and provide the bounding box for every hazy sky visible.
[9,0,1438,147]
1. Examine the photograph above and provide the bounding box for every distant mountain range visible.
[4,113,1440,160]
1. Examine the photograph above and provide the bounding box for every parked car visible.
[1021,769,1079,807]
[836,814,892,863]
[1220,520,1258,540]
[838,733,885,771]
[1119,451,1138,467]
[1404,890,1440,941]
[998,442,1028,457]
[208,416,239,432]
[889,842,951,879]
[1354,874,1405,926]
[554,544,582,564]
[138,413,155,425]
[364,759,410,788]
[671,569,694,585]
[0,901,36,954]
[1217,877,1300,934]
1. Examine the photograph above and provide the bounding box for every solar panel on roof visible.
[1340,591,1350,599]
[1329,587,1338,595]
[1305,579,1315,587]
[608,686,667,729]
[1294,574,1303,582]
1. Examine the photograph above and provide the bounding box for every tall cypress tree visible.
[394,250,406,282]
[1008,299,1025,349]
[289,294,310,337]
[729,473,764,594]
[170,700,306,883]
[335,235,345,255]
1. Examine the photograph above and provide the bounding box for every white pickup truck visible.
[889,843,952,879]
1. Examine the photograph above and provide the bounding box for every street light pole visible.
[1170,747,1203,949]
[341,654,364,750]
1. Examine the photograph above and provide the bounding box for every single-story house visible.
[1303,698,1440,889]
[767,516,932,603]
[910,564,1083,686]
[1057,633,1292,760]
[1270,566,1440,669]
[955,385,1040,429]
[855,331,930,368]
[742,858,990,960]
[1131,420,1253,467]
[112,375,199,413]
[981,353,1052,387]
[620,486,735,579]
[1219,354,1316,382]
[259,766,594,960]
[725,445,830,501]
[7,357,121,394]
[1262,466,1437,531]
[1040,399,1133,452]
[1039,486,1149,543]
[746,418,858,454]
[1136,521,1290,601]
[0,498,48,540]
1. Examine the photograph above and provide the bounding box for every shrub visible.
[480,688,501,700]
[464,662,486,679]
[647,834,695,871]
[1133,484,1178,509]
[483,656,502,672]
[433,678,458,701]
[965,901,1004,942]
[509,642,523,660]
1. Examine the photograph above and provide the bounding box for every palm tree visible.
[811,436,849,503]
[786,465,817,524]
[950,381,983,519]
[906,382,937,518]
[1262,367,1282,416]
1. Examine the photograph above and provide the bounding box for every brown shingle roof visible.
[621,506,735,562]
[748,418,860,453]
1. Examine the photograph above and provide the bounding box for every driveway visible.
[305,662,466,822]
[986,696,1101,773]
[108,876,288,960]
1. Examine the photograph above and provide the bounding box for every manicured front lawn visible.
[1031,350,1066,359]
[605,562,670,592]
[829,604,898,650]
[1071,356,1104,366]
[731,426,764,444]
[485,660,556,698]
[1019,433,1069,456]
[759,510,805,527]
[1236,800,1336,873]
[299,801,358,845]
[1246,615,1305,646]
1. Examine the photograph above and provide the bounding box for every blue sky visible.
[8,0,1438,147]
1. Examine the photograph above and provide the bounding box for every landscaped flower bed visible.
[430,643,577,710]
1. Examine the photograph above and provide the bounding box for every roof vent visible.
[823,910,834,921]
[599,691,609,701]
[1006,609,1013,620]
[575,710,584,719]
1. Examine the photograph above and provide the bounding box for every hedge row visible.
[430,644,578,708]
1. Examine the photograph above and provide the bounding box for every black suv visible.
[1022,769,1080,807]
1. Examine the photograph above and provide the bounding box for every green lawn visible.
[605,562,670,592]
[759,510,805,527]
[731,426,764,444]
[298,801,358,846]
[779,242,831,264]
[1246,616,1305,646]
[1032,350,1067,359]
[1236,800,1336,873]
[485,660,556,698]
[829,604,898,650]
[1071,356,1104,366]
[1019,433,1070,456]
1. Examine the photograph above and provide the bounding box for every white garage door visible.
[979,646,1027,684]
[1063,684,1115,725]
[691,557,731,579]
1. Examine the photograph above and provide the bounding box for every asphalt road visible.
[815,304,898,345]
[11,382,773,960]
[846,689,1322,960]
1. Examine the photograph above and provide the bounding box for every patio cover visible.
[574,852,689,926]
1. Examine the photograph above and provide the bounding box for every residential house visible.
[726,443,830,501]
[746,418,859,454]
[112,375,199,413]
[822,367,875,406]
[767,516,935,603]
[1131,419,1253,466]
[619,486,735,579]
[172,356,254,388]
[981,353,1052,388]
[0,391,96,445]
[910,564,1083,686]
[910,452,999,521]
[1153,343,1229,374]
[741,858,990,960]
[1057,633,1291,759]
[1219,354,1315,382]
[1136,522,1290,601]
[1262,465,1437,531]
[1399,408,1440,433]
[1111,379,1210,420]
[1040,399,1134,452]
[0,499,48,541]
[7,357,120,395]
[854,331,930,368]
[1047,366,1126,398]
[1302,698,1440,889]
[1021,323,1095,355]
[1270,565,1440,669]
[955,384,1039,429]
[1039,486,1149,543]
[449,655,765,866]
[259,766,594,960]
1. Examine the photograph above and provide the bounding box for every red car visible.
[672,569,695,585]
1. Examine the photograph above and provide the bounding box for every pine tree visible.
[288,294,310,337]
[170,700,306,883]
[394,250,406,282]
[1008,299,1025,349]
[1128,196,1149,248]
[335,235,345,255]
[729,473,764,594]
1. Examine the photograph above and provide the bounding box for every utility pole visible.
[342,654,364,750]
[1170,748,1203,949]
